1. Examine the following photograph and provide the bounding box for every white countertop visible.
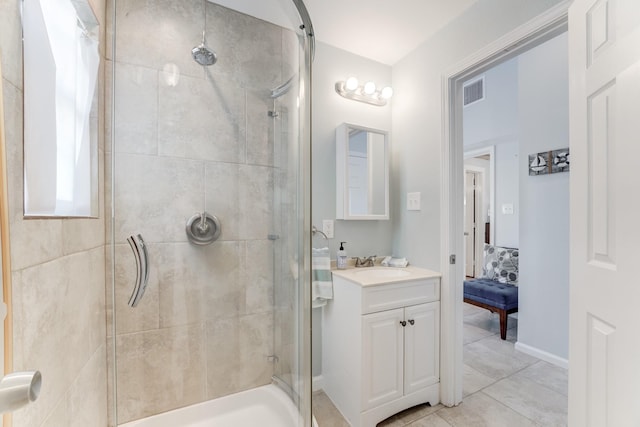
[331,265,441,287]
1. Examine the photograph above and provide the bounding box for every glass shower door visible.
[107,0,312,425]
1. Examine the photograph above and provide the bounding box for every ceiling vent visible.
[463,76,484,107]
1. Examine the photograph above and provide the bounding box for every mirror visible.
[336,123,389,220]
[22,0,100,217]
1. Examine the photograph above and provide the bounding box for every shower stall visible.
[106,0,313,425]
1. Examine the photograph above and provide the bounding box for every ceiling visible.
[304,0,479,65]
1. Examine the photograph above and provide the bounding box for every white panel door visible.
[569,0,640,425]
[361,308,404,410]
[464,172,475,277]
[404,302,440,395]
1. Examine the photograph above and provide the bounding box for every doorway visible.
[463,147,494,279]
[463,170,478,278]
[463,169,483,278]
[439,5,569,407]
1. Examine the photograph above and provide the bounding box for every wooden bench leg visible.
[464,297,517,340]
[499,309,507,340]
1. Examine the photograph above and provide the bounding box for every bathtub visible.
[119,384,317,427]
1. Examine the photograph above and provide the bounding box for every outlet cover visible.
[502,203,514,215]
[407,192,421,211]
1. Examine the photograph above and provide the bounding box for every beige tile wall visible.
[0,0,108,426]
[0,0,304,425]
[107,1,299,424]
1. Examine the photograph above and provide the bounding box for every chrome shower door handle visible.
[138,234,149,286]
[127,234,149,307]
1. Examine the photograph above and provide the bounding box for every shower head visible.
[192,45,217,66]
[192,31,217,66]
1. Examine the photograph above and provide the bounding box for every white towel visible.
[312,247,333,308]
[381,256,409,268]
[388,257,409,268]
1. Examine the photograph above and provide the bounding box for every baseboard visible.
[312,375,324,392]
[514,341,568,369]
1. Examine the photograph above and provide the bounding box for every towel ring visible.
[312,225,328,239]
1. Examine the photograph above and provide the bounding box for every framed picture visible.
[529,152,549,175]
[551,148,570,173]
[529,148,570,176]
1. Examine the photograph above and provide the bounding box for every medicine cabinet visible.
[336,123,389,220]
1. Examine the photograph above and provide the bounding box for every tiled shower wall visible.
[0,0,108,426]
[107,0,300,424]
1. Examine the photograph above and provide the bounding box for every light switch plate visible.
[322,219,334,238]
[407,192,421,211]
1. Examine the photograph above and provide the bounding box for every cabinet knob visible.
[399,320,407,327]
[408,319,415,326]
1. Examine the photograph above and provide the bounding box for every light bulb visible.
[380,86,393,99]
[345,77,359,91]
[363,81,376,95]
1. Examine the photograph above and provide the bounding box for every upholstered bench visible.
[463,278,518,340]
[464,243,519,340]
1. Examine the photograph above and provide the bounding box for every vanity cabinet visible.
[323,268,441,427]
[362,302,439,410]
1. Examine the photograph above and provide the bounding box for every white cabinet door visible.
[404,302,440,395]
[362,308,404,410]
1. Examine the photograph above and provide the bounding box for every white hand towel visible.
[312,247,333,308]
[388,257,408,268]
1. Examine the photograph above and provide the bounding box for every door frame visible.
[438,1,570,406]
[0,55,13,427]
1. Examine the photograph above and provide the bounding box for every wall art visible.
[528,148,570,176]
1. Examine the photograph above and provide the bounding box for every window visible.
[23,0,99,217]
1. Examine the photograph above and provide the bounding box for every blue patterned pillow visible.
[481,244,519,285]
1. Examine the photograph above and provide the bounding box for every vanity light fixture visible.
[335,76,393,106]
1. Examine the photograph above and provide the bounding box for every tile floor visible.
[313,303,568,427]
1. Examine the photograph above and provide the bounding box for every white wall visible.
[312,42,393,261]
[464,58,520,247]
[311,42,393,377]
[312,0,567,384]
[517,32,569,360]
[391,0,563,270]
[494,141,519,248]
[463,58,518,148]
[459,30,569,360]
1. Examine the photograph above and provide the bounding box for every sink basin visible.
[332,265,440,287]
[353,268,411,278]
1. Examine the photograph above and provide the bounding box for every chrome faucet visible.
[354,255,376,267]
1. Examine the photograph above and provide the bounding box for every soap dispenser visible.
[337,242,348,270]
